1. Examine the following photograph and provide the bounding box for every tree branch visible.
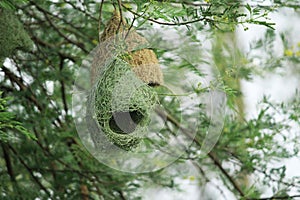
[42,12,88,53]
[27,4,88,53]
[1,144,16,182]
[1,66,62,127]
[192,161,228,200]
[59,56,68,114]
[62,0,98,21]
[27,1,83,30]
[98,0,105,41]
[2,66,43,111]
[122,4,211,26]
[155,109,245,197]
[146,1,300,9]
[8,144,51,197]
[247,194,300,200]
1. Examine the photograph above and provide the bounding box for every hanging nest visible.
[89,11,163,151]
[0,9,32,63]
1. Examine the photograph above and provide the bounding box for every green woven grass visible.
[0,9,32,63]
[93,57,158,151]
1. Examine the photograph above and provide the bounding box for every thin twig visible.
[1,66,62,128]
[125,15,136,39]
[98,0,105,41]
[44,13,88,53]
[28,1,82,30]
[59,56,68,114]
[31,5,88,53]
[117,0,124,33]
[8,144,51,197]
[117,190,126,200]
[157,1,300,9]
[155,109,245,197]
[2,66,43,111]
[62,0,97,21]
[247,194,300,200]
[192,161,228,200]
[1,144,15,182]
[122,4,211,26]
[224,148,300,189]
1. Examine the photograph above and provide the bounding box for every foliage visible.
[0,0,28,10]
[0,93,35,142]
[0,0,300,200]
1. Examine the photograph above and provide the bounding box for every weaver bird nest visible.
[88,12,163,151]
[0,9,32,63]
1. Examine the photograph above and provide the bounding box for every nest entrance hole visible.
[109,110,145,134]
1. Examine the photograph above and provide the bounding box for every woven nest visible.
[89,11,163,151]
[0,9,32,63]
